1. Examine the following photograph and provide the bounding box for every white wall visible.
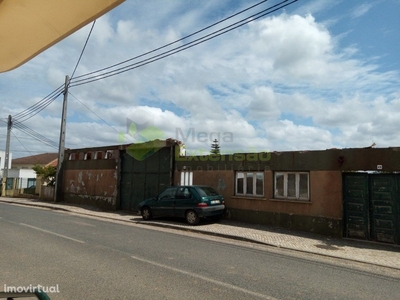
[7,168,37,189]
[8,168,36,178]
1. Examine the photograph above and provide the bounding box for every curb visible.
[1,199,400,271]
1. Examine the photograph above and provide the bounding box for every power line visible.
[7,0,296,121]
[10,20,96,123]
[13,120,58,149]
[70,0,297,87]
[68,92,133,141]
[70,20,96,80]
[12,85,64,122]
[11,130,35,157]
[3,0,297,155]
[72,0,271,81]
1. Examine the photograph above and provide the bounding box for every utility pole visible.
[54,75,69,202]
[2,115,12,195]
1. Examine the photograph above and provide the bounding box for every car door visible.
[174,186,195,218]
[151,187,177,217]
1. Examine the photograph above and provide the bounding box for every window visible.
[84,152,92,160]
[176,187,191,199]
[94,151,103,159]
[235,172,264,197]
[196,186,219,197]
[180,171,193,185]
[105,150,114,159]
[158,187,177,200]
[274,172,309,200]
[27,178,36,188]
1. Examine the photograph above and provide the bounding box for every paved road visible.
[1,203,400,300]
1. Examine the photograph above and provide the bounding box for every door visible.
[343,173,369,239]
[370,175,398,244]
[151,187,177,217]
[174,186,195,218]
[343,173,400,244]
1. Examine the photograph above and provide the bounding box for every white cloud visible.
[2,1,400,158]
[352,3,374,19]
[261,119,333,150]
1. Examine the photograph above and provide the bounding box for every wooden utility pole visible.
[54,75,69,202]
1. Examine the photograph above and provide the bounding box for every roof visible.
[12,153,58,166]
[0,0,124,73]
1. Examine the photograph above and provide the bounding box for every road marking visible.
[70,220,96,227]
[131,255,278,300]
[20,223,85,244]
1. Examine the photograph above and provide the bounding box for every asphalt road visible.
[1,203,400,300]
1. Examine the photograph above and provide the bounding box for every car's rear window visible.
[196,186,219,197]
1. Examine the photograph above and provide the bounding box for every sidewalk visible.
[1,197,399,270]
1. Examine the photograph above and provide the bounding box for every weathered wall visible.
[41,186,54,201]
[63,169,118,210]
[173,147,400,237]
[63,147,121,210]
[175,169,343,237]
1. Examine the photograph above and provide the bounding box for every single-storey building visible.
[57,141,400,245]
[175,146,400,243]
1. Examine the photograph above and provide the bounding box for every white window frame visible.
[274,172,309,200]
[180,171,193,185]
[235,172,264,197]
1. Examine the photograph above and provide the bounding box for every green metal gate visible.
[370,175,398,244]
[343,173,400,244]
[120,147,173,211]
[343,173,369,240]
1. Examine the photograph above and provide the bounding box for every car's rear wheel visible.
[185,210,199,225]
[141,206,152,220]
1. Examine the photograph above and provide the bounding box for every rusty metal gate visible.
[120,146,173,211]
[343,173,400,244]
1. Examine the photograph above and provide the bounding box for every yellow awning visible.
[0,0,125,73]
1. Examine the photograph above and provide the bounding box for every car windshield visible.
[196,186,219,197]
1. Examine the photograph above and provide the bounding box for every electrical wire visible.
[13,120,58,149]
[12,20,96,122]
[5,0,297,153]
[12,85,64,122]
[11,130,35,157]
[70,20,96,80]
[72,0,271,81]
[68,92,132,140]
[9,0,296,121]
[70,0,297,87]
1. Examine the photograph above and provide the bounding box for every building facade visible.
[175,147,400,243]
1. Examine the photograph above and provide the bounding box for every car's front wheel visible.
[185,210,199,225]
[141,206,152,220]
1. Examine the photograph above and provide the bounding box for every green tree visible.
[210,139,221,155]
[32,164,56,186]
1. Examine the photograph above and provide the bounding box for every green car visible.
[138,185,225,225]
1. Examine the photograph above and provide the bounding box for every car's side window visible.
[176,187,191,199]
[159,187,177,200]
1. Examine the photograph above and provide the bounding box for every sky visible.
[1,0,400,158]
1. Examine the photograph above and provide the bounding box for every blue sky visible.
[1,0,400,158]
